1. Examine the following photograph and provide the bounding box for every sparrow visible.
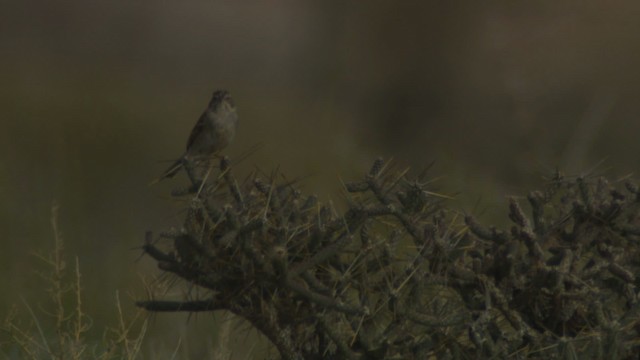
[155,90,238,182]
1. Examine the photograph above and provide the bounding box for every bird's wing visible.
[186,112,207,151]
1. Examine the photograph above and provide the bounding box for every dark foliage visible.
[138,158,640,359]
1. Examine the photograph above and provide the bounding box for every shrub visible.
[139,158,640,359]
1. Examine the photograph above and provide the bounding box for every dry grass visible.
[1,204,147,360]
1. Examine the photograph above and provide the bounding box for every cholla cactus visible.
[138,158,640,359]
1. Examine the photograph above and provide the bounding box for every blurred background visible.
[3,1,640,358]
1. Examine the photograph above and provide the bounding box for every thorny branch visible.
[139,157,640,359]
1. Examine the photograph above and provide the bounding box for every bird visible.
[153,90,238,183]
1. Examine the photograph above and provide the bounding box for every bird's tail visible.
[148,158,184,185]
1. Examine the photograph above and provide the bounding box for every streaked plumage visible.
[155,90,238,182]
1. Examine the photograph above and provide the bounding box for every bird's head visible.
[209,90,235,111]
